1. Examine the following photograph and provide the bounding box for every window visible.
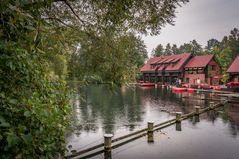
[211,65,216,71]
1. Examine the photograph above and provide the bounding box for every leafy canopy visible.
[0,0,189,158]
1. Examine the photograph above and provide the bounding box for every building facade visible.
[140,54,220,85]
[140,53,192,84]
[184,55,220,85]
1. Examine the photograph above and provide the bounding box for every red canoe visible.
[140,83,155,87]
[187,88,195,92]
[172,87,187,92]
[214,87,222,91]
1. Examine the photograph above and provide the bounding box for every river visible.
[66,84,239,159]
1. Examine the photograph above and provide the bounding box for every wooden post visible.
[227,96,232,101]
[194,115,200,123]
[155,83,158,88]
[195,106,200,115]
[147,132,154,143]
[209,101,214,109]
[147,121,154,133]
[176,122,182,131]
[176,112,182,122]
[200,94,204,100]
[220,97,226,103]
[104,149,112,159]
[104,134,113,151]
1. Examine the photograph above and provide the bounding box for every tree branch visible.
[62,0,86,25]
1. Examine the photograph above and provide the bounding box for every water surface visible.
[66,84,239,159]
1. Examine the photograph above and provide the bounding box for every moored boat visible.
[172,87,187,92]
[187,88,195,92]
[140,82,155,87]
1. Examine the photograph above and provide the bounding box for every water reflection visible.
[66,84,239,156]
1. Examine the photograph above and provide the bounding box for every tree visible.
[228,28,239,59]
[190,40,203,55]
[172,44,179,54]
[68,32,148,84]
[164,43,172,55]
[45,0,189,35]
[1,0,189,158]
[176,40,203,55]
[214,47,233,83]
[205,38,220,52]
[153,44,164,57]
[178,43,192,53]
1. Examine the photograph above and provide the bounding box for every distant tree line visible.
[153,39,203,56]
[152,28,239,83]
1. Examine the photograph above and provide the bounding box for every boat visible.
[187,88,195,92]
[172,87,187,92]
[140,82,155,87]
[214,87,222,91]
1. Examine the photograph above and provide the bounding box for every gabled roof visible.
[227,54,239,73]
[185,54,214,68]
[140,53,191,72]
[140,56,160,72]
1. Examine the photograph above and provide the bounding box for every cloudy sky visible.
[142,0,239,55]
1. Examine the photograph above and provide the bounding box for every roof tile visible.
[185,54,214,68]
[227,54,239,73]
[140,53,191,72]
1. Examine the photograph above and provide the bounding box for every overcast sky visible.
[142,0,239,56]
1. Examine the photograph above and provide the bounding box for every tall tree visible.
[164,43,172,55]
[178,43,192,53]
[205,38,220,52]
[214,47,233,83]
[190,39,203,55]
[0,0,189,158]
[153,44,164,57]
[172,44,179,54]
[228,28,239,59]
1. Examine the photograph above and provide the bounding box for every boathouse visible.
[227,54,239,82]
[184,54,220,85]
[140,53,192,84]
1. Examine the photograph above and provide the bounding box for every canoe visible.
[172,87,187,92]
[187,88,195,92]
[214,87,222,91]
[140,83,155,87]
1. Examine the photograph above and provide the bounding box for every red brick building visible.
[227,54,239,82]
[140,54,220,85]
[184,54,220,85]
[140,53,191,84]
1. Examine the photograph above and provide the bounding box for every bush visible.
[0,2,71,158]
[0,44,71,158]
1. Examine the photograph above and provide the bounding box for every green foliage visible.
[47,0,189,35]
[153,44,164,57]
[212,28,239,83]
[152,39,203,55]
[0,44,71,159]
[1,0,190,158]
[214,47,233,83]
[0,1,71,158]
[68,32,148,85]
[164,43,173,55]
[205,38,220,52]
